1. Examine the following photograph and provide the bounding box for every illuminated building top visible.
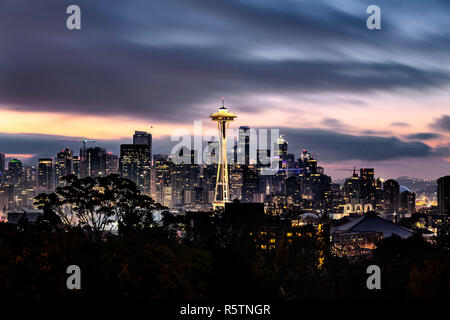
[210,98,237,121]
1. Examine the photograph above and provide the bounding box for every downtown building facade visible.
[119,130,153,195]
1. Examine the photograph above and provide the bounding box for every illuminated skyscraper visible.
[55,148,73,186]
[210,99,236,209]
[344,167,360,200]
[8,159,23,187]
[360,168,376,205]
[120,144,151,192]
[133,130,152,145]
[133,130,152,164]
[274,136,288,173]
[38,158,54,192]
[152,154,172,206]
[105,152,119,175]
[72,156,80,177]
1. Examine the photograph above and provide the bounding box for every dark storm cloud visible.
[431,115,450,132]
[0,0,450,122]
[277,128,433,162]
[404,132,442,141]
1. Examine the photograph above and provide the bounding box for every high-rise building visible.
[152,155,172,205]
[274,136,288,173]
[331,183,345,212]
[133,130,152,164]
[79,148,88,178]
[171,148,200,206]
[242,165,259,202]
[299,150,317,175]
[287,154,296,175]
[16,166,37,209]
[283,175,301,204]
[400,190,416,214]
[22,166,38,191]
[383,179,400,213]
[200,163,217,201]
[120,144,151,192]
[360,168,374,180]
[237,126,250,165]
[183,187,205,207]
[0,152,5,173]
[38,158,54,192]
[296,150,332,211]
[86,147,107,177]
[72,156,80,177]
[437,176,450,215]
[105,152,119,175]
[344,168,360,201]
[133,130,152,145]
[360,168,376,205]
[8,159,23,187]
[230,166,243,201]
[374,178,383,211]
[55,148,73,186]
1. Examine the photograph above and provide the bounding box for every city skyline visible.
[0,120,447,181]
[0,0,449,180]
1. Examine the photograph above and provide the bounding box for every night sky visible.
[0,0,449,179]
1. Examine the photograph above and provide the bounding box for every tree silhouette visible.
[34,174,166,236]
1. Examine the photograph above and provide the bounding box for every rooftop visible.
[332,214,413,239]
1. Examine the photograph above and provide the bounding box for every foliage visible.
[34,174,166,236]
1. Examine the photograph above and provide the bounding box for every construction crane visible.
[58,138,96,154]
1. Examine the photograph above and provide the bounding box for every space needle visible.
[210,98,237,209]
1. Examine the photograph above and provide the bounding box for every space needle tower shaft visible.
[209,98,237,209]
